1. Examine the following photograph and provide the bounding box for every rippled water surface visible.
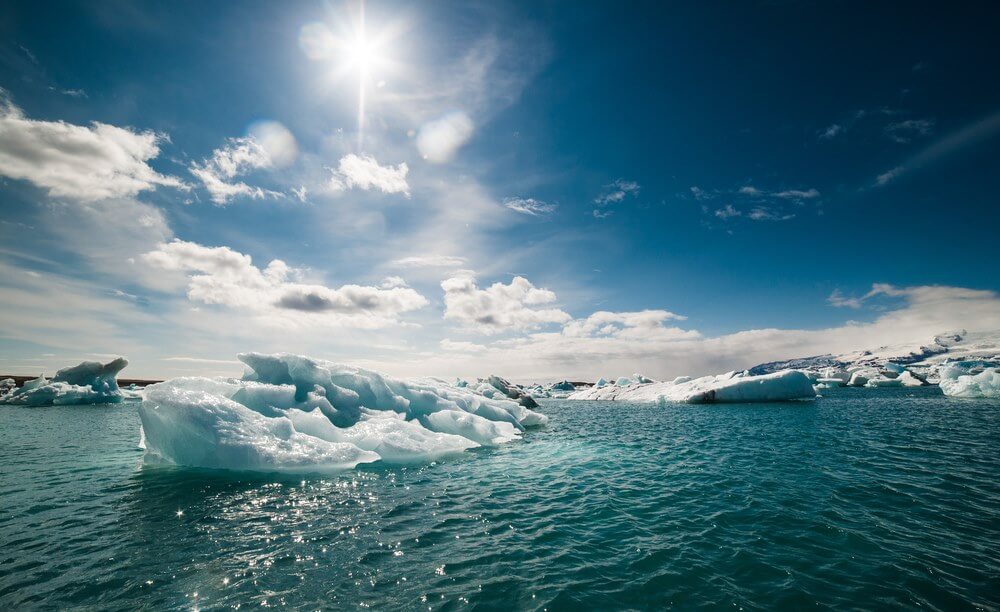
[1,387,999,610]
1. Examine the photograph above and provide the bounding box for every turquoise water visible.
[1,387,998,610]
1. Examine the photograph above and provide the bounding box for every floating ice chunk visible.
[865,377,903,388]
[140,384,379,471]
[0,357,128,406]
[486,375,539,408]
[816,377,846,387]
[138,353,547,471]
[569,369,815,403]
[419,410,520,446]
[548,380,575,392]
[897,371,926,386]
[288,409,477,463]
[594,377,607,388]
[939,366,1000,398]
[847,372,869,387]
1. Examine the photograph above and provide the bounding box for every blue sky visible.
[1,0,999,380]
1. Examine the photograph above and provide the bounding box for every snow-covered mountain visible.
[748,330,1000,379]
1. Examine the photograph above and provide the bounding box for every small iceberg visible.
[568,369,815,403]
[939,366,1000,399]
[0,357,129,406]
[138,353,548,472]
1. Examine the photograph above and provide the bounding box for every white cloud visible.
[714,204,741,219]
[189,136,277,204]
[876,166,904,187]
[503,197,556,216]
[0,90,186,201]
[419,284,1000,381]
[441,270,571,334]
[416,112,474,163]
[884,118,935,144]
[562,309,691,342]
[772,188,820,200]
[874,110,1000,187]
[439,339,486,352]
[595,179,640,205]
[819,124,843,139]
[329,153,410,196]
[827,283,904,309]
[747,207,794,221]
[391,255,467,268]
[141,240,428,328]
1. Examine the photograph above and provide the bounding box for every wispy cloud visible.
[714,204,741,219]
[819,123,843,139]
[592,179,639,218]
[189,136,277,205]
[874,110,1000,187]
[595,179,640,205]
[503,197,556,216]
[884,118,935,144]
[391,255,467,269]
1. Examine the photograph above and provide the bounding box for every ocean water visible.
[1,387,998,610]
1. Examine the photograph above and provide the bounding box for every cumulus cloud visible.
[503,197,556,216]
[0,90,186,201]
[416,112,474,163]
[441,270,571,334]
[141,240,428,328]
[329,153,410,196]
[423,284,1000,381]
[562,310,692,342]
[189,136,277,204]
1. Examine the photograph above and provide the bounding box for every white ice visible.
[939,366,1000,398]
[138,352,548,471]
[568,369,815,403]
[0,357,129,406]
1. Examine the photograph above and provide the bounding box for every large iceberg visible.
[939,366,1000,399]
[0,357,129,406]
[138,353,548,472]
[567,369,815,403]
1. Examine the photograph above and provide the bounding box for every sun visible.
[299,0,404,148]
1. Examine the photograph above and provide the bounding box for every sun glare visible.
[299,0,402,149]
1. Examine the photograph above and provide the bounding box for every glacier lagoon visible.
[1,387,998,610]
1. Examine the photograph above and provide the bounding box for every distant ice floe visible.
[0,358,129,406]
[939,365,1000,399]
[138,353,548,472]
[568,369,816,403]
